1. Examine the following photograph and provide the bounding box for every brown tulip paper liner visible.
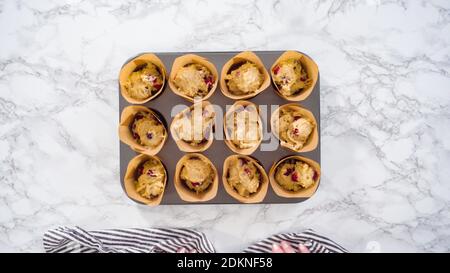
[119,53,167,104]
[223,100,263,155]
[270,103,318,153]
[220,51,270,100]
[269,155,321,198]
[119,105,168,156]
[174,153,218,202]
[270,50,318,101]
[170,101,216,152]
[222,155,269,203]
[124,154,167,206]
[168,54,218,102]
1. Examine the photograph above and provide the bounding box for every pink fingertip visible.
[298,244,311,253]
[281,241,295,253]
[272,243,284,253]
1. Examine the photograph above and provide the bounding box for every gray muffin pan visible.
[119,51,320,205]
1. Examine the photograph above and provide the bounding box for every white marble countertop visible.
[1,0,449,253]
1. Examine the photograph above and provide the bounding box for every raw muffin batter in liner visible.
[269,155,321,198]
[271,103,318,153]
[224,101,262,155]
[270,50,319,101]
[131,111,166,148]
[119,53,167,104]
[173,64,214,98]
[272,59,310,97]
[222,155,269,203]
[225,62,264,95]
[275,159,317,192]
[174,153,218,202]
[220,51,270,99]
[119,105,167,156]
[135,158,166,199]
[169,54,218,102]
[171,101,215,152]
[124,62,164,100]
[123,154,167,206]
[277,108,314,151]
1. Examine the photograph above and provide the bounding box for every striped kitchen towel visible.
[243,229,348,253]
[43,226,215,253]
[44,227,346,253]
